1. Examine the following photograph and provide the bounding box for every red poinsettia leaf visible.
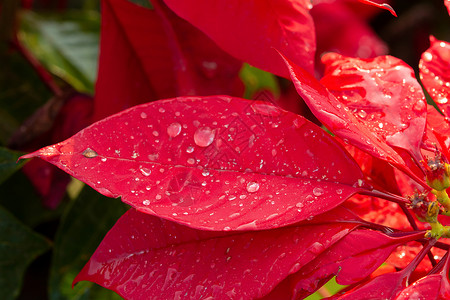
[423,105,450,161]
[445,0,450,15]
[74,208,360,299]
[271,230,424,298]
[357,0,397,16]
[395,254,450,300]
[342,143,401,194]
[312,1,387,74]
[13,93,93,209]
[320,53,427,166]
[94,0,242,121]
[419,36,450,118]
[21,96,366,230]
[162,0,315,78]
[280,53,427,186]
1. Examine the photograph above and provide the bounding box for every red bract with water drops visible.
[419,36,450,116]
[21,96,367,231]
[73,207,361,299]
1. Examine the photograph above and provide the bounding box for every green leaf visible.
[0,147,26,184]
[49,185,128,300]
[0,205,51,300]
[18,10,100,94]
[0,52,51,144]
[0,171,65,228]
[239,63,280,99]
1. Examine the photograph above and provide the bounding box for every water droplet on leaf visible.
[82,148,98,158]
[140,167,151,176]
[167,122,182,137]
[313,187,324,196]
[246,182,260,193]
[194,127,215,147]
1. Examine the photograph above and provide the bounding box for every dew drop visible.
[336,189,343,195]
[152,131,159,137]
[423,52,433,62]
[167,122,182,137]
[187,158,195,165]
[437,97,448,104]
[143,200,150,205]
[140,112,148,119]
[140,167,151,176]
[413,100,426,112]
[202,170,210,176]
[194,127,215,147]
[159,108,165,113]
[313,187,324,196]
[357,110,367,118]
[186,146,195,153]
[296,202,304,208]
[246,182,260,193]
[82,148,98,158]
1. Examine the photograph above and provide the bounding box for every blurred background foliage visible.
[0,0,449,299]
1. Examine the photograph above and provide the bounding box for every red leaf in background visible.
[357,0,397,16]
[445,0,450,15]
[162,0,315,78]
[312,1,387,74]
[21,161,71,209]
[21,96,366,230]
[12,93,93,208]
[265,230,424,299]
[342,143,401,194]
[344,194,411,229]
[320,53,427,167]
[94,0,242,120]
[74,208,362,299]
[342,0,393,20]
[395,253,450,300]
[419,36,450,117]
[280,53,427,186]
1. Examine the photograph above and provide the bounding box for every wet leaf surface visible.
[320,53,427,165]
[395,253,450,300]
[275,230,424,299]
[0,205,51,300]
[74,207,360,299]
[162,0,315,77]
[282,53,426,186]
[22,96,366,230]
[419,36,450,117]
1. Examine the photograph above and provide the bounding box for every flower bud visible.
[423,153,450,191]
